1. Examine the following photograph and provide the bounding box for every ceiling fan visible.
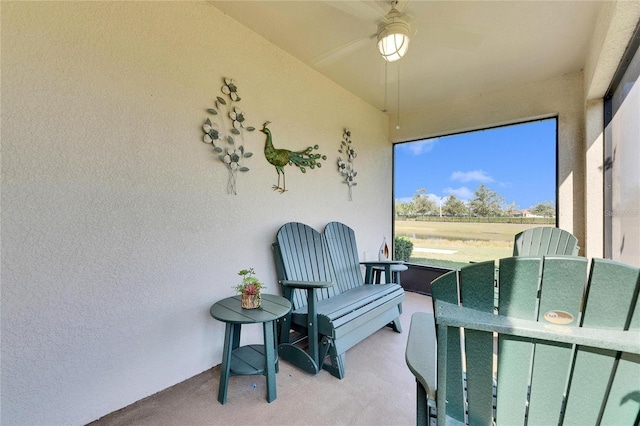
[311,0,484,68]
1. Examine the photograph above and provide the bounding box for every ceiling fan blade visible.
[323,0,388,22]
[395,0,414,14]
[311,35,373,68]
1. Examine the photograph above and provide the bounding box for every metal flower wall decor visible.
[338,129,357,201]
[201,78,256,195]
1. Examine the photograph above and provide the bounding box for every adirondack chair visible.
[273,222,405,379]
[513,226,579,255]
[406,255,640,425]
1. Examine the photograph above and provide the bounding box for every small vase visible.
[379,237,390,261]
[241,293,261,309]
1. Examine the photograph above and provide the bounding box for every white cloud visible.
[443,186,474,201]
[394,197,413,203]
[398,139,438,156]
[450,170,494,183]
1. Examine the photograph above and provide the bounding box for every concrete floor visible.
[90,291,433,426]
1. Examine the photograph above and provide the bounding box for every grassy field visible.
[395,220,543,267]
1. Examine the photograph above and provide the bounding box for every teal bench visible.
[406,255,640,425]
[273,221,405,379]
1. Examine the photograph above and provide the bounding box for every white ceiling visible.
[210,1,602,113]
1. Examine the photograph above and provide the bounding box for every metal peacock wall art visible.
[261,121,327,193]
[201,78,256,195]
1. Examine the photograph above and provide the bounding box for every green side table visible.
[209,294,291,404]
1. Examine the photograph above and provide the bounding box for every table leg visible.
[217,323,236,404]
[273,320,279,374]
[231,322,241,350]
[263,320,277,402]
[365,265,373,283]
[416,380,428,426]
[384,264,392,284]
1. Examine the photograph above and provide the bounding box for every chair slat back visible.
[324,222,364,293]
[274,222,337,310]
[513,227,579,256]
[458,261,495,425]
[430,255,639,425]
[563,258,640,424]
[526,256,587,424]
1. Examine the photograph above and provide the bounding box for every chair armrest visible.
[435,301,640,354]
[405,312,437,401]
[280,280,333,289]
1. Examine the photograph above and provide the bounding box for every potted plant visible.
[234,268,265,309]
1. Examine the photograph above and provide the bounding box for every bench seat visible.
[291,282,404,338]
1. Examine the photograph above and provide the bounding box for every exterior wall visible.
[582,1,640,258]
[584,99,605,258]
[1,3,390,424]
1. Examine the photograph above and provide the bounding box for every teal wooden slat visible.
[331,304,402,355]
[325,222,363,292]
[495,335,532,424]
[592,259,640,424]
[495,257,541,424]
[458,261,495,425]
[513,227,578,256]
[498,256,541,318]
[563,258,640,424]
[553,231,567,254]
[330,290,404,336]
[230,345,266,375]
[464,328,493,426]
[432,271,465,424]
[431,270,459,305]
[530,227,545,254]
[460,260,495,311]
[276,222,337,309]
[537,256,587,320]
[527,256,587,425]
[601,351,640,424]
[538,227,552,254]
[318,285,401,324]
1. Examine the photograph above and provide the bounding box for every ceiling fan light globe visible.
[377,21,410,62]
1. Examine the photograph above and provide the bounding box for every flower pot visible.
[241,293,261,309]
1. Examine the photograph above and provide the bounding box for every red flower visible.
[243,284,259,295]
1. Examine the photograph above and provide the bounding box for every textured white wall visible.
[1,3,391,424]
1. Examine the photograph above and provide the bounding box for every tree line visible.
[395,185,555,218]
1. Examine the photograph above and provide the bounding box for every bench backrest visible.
[273,222,367,311]
[324,221,365,293]
[431,255,640,425]
[274,222,339,310]
[513,226,579,256]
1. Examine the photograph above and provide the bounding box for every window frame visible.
[392,117,559,263]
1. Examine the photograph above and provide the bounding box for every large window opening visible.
[604,22,640,267]
[393,118,557,269]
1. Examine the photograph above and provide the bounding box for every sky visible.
[394,118,556,210]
